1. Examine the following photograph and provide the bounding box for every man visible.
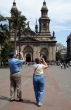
[8,50,25,102]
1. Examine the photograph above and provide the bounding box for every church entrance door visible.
[26,53,31,62]
[23,46,33,62]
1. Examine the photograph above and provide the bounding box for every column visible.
[48,46,53,61]
[52,46,56,61]
[33,46,40,61]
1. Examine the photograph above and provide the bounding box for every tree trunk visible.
[18,30,21,59]
[14,29,17,51]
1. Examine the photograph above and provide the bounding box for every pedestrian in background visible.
[63,62,66,69]
[60,63,63,69]
[8,50,25,102]
[33,57,48,106]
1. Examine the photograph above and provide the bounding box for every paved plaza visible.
[0,65,71,110]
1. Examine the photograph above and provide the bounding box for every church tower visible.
[39,0,50,33]
[9,0,56,63]
[9,0,19,49]
[11,0,18,15]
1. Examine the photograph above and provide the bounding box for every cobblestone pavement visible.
[0,65,71,110]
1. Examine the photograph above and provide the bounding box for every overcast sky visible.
[0,0,71,46]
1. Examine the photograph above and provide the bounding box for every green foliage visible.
[56,51,62,61]
[10,9,26,31]
[0,15,6,21]
[0,47,12,62]
[0,14,10,48]
[10,9,26,50]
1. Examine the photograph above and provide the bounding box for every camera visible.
[40,58,44,63]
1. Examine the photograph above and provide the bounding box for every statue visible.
[53,31,55,37]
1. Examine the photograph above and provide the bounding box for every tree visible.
[0,15,11,65]
[56,51,62,61]
[0,14,6,21]
[0,24,10,48]
[10,9,26,51]
[0,15,6,49]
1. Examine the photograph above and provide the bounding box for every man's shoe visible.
[10,99,15,102]
[38,102,43,106]
[18,99,23,102]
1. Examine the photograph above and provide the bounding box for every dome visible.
[11,0,18,11]
[41,0,48,11]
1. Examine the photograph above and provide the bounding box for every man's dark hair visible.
[9,54,14,58]
[9,50,15,58]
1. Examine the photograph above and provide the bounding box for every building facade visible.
[56,43,67,60]
[10,0,57,62]
[67,33,71,60]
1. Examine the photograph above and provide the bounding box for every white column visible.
[33,47,40,61]
[52,46,56,61]
[48,46,53,61]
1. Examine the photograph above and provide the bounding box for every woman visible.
[33,58,48,106]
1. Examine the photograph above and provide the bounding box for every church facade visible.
[10,0,57,62]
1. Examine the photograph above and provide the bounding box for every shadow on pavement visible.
[0,96,10,101]
[16,99,36,105]
[0,96,37,106]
